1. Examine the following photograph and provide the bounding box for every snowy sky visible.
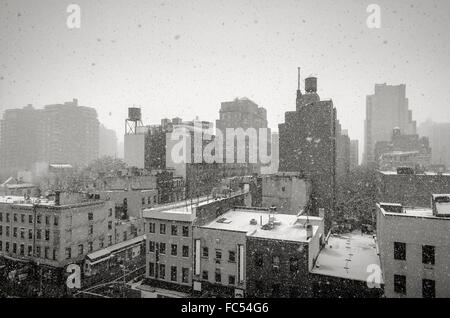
[1,0,450,161]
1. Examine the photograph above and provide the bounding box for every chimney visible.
[55,190,61,206]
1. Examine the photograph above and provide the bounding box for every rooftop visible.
[310,232,383,283]
[200,209,321,243]
[378,203,450,219]
[379,170,450,176]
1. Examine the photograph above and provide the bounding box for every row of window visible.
[64,242,96,259]
[394,274,435,298]
[202,247,236,263]
[393,242,435,265]
[149,241,189,257]
[254,252,300,272]
[0,212,59,226]
[148,223,189,237]
[148,263,190,283]
[0,241,58,260]
[0,226,51,241]
[141,196,158,205]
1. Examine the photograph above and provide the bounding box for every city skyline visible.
[1,0,450,163]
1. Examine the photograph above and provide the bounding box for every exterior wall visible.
[192,227,246,297]
[99,189,158,219]
[311,274,383,298]
[145,218,193,293]
[261,174,311,214]
[124,134,145,169]
[376,206,450,298]
[246,237,311,298]
[377,172,450,207]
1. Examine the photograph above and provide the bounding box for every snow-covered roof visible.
[310,233,383,284]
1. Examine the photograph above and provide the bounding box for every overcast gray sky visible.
[1,0,450,160]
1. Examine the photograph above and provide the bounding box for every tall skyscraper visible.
[418,120,450,170]
[363,84,416,165]
[278,68,336,229]
[0,105,41,176]
[350,139,359,170]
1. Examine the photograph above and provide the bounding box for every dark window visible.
[422,245,435,265]
[182,268,189,283]
[78,244,84,255]
[13,214,17,222]
[182,245,189,257]
[20,244,25,256]
[273,256,280,269]
[171,266,177,282]
[215,249,222,260]
[28,229,32,240]
[89,225,94,235]
[182,226,189,237]
[45,215,50,225]
[159,264,165,279]
[21,214,25,223]
[45,230,50,241]
[215,269,221,283]
[36,229,41,240]
[88,213,93,221]
[0,212,2,222]
[171,244,178,256]
[149,222,155,233]
[394,274,406,295]
[108,208,113,217]
[394,242,406,260]
[13,227,17,238]
[108,221,112,230]
[228,275,236,285]
[149,263,155,277]
[37,215,41,224]
[6,213,10,222]
[160,223,166,234]
[228,251,236,263]
[88,242,93,252]
[255,253,263,267]
[202,270,208,280]
[149,241,155,252]
[422,279,435,298]
[54,216,59,226]
[159,242,166,254]
[13,243,17,254]
[171,225,177,236]
[289,257,299,272]
[28,215,33,224]
[202,247,209,258]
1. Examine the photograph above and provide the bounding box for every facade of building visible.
[99,124,118,158]
[278,72,336,231]
[260,172,312,214]
[142,190,250,297]
[376,197,450,298]
[418,120,450,170]
[364,84,416,165]
[376,169,450,207]
[336,126,351,181]
[192,209,324,298]
[350,139,359,170]
[216,98,271,175]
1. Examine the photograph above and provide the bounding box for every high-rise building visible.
[350,140,359,170]
[99,124,118,158]
[0,105,41,176]
[216,97,271,174]
[418,120,450,170]
[336,126,351,180]
[364,84,416,165]
[278,68,336,230]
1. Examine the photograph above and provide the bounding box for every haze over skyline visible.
[1,0,450,161]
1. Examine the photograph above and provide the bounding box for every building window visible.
[53,249,58,260]
[13,227,17,238]
[160,223,166,234]
[171,225,178,236]
[108,234,113,245]
[88,212,93,221]
[0,226,2,236]
[149,222,155,233]
[0,241,2,251]
[228,251,236,263]
[5,242,9,252]
[45,230,50,241]
[142,197,145,205]
[123,231,127,241]
[36,229,41,240]
[20,228,25,239]
[6,213,10,222]
[89,225,94,235]
[215,269,221,283]
[202,270,208,280]
[99,239,104,249]
[44,247,49,259]
[37,214,41,224]
[20,244,25,256]
[171,244,178,256]
[149,241,155,252]
[108,208,113,217]
[159,242,166,254]
[182,245,189,258]
[272,256,280,269]
[28,215,33,224]
[34,245,39,257]
[255,253,264,267]
[0,212,2,222]
[21,214,25,223]
[54,216,59,226]
[6,226,10,237]
[88,242,93,253]
[289,257,299,272]
[215,249,222,262]
[159,264,166,279]
[108,221,112,230]
[394,274,406,295]
[45,215,50,225]
[229,275,236,285]
[171,266,177,282]
[422,245,435,265]
[149,263,155,277]
[182,268,189,283]
[78,244,84,255]
[202,247,209,258]
[28,229,32,240]
[394,242,406,260]
[28,245,32,256]
[422,279,435,298]
[182,226,189,237]
[13,214,17,222]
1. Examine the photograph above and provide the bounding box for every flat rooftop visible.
[200,209,320,243]
[0,196,55,206]
[310,233,383,283]
[378,203,450,220]
[379,170,450,176]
